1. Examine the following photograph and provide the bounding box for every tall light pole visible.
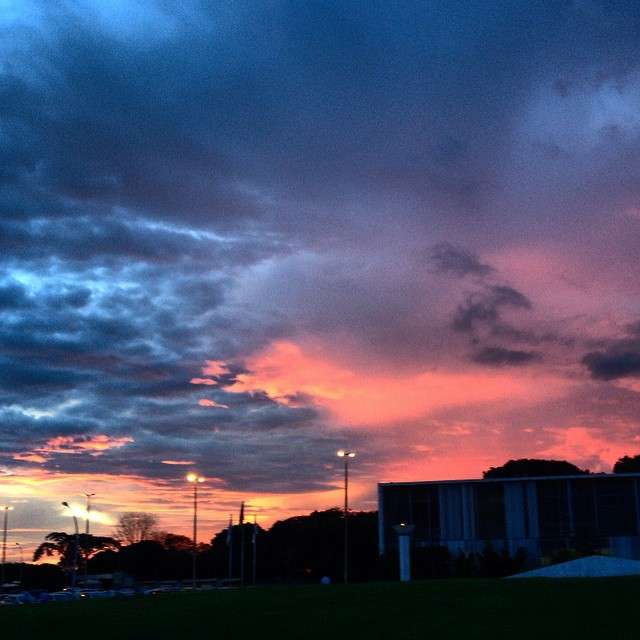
[1,505,14,586]
[186,473,205,590]
[336,450,356,584]
[84,493,95,534]
[62,502,79,589]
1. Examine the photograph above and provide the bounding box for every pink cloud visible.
[198,399,229,409]
[536,426,635,472]
[12,453,48,464]
[42,434,133,455]
[202,360,228,376]
[225,340,573,427]
[190,377,217,385]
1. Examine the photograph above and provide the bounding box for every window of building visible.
[536,480,570,539]
[475,482,506,540]
[410,485,440,542]
[596,477,637,537]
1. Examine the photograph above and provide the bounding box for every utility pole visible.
[186,474,205,590]
[336,450,356,584]
[84,493,95,534]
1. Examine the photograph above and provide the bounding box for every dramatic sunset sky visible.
[2,1,640,559]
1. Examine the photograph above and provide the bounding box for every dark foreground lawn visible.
[2,578,639,640]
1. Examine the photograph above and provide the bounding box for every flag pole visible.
[239,502,245,587]
[227,514,233,581]
[252,514,257,586]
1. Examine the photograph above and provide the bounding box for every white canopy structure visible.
[508,555,640,579]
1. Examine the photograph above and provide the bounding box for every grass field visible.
[2,578,638,640]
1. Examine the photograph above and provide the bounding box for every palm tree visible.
[33,532,120,574]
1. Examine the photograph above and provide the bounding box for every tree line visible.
[8,508,379,590]
[9,453,640,590]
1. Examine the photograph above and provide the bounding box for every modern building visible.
[378,473,640,564]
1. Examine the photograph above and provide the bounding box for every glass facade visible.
[380,475,640,559]
[380,484,439,550]
[570,478,598,539]
[595,476,636,536]
[474,482,506,540]
[536,479,571,539]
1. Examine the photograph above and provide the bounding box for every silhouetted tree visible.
[613,454,640,473]
[483,458,588,478]
[33,532,120,577]
[47,509,381,585]
[152,531,193,551]
[115,512,158,544]
[260,508,378,583]
[87,549,119,575]
[117,540,175,581]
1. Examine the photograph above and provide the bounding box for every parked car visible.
[80,590,116,599]
[49,591,79,602]
[143,587,169,595]
[0,592,37,605]
[144,585,181,595]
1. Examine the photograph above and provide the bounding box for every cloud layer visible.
[2,0,640,549]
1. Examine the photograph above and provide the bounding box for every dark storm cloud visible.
[472,346,539,367]
[1,0,637,237]
[430,242,493,278]
[0,282,31,309]
[2,0,640,494]
[583,350,640,380]
[452,285,532,333]
[0,358,82,392]
[0,410,100,454]
[582,322,640,380]
[0,216,287,267]
[0,383,340,492]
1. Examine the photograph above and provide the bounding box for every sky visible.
[1,0,640,560]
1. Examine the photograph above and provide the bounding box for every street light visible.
[336,450,356,584]
[62,502,79,589]
[186,473,205,590]
[1,505,14,586]
[84,493,95,534]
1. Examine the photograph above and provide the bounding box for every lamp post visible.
[186,473,205,590]
[62,502,79,589]
[1,505,14,586]
[83,493,95,584]
[84,493,95,534]
[336,450,356,584]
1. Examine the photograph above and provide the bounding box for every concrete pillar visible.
[394,524,415,582]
